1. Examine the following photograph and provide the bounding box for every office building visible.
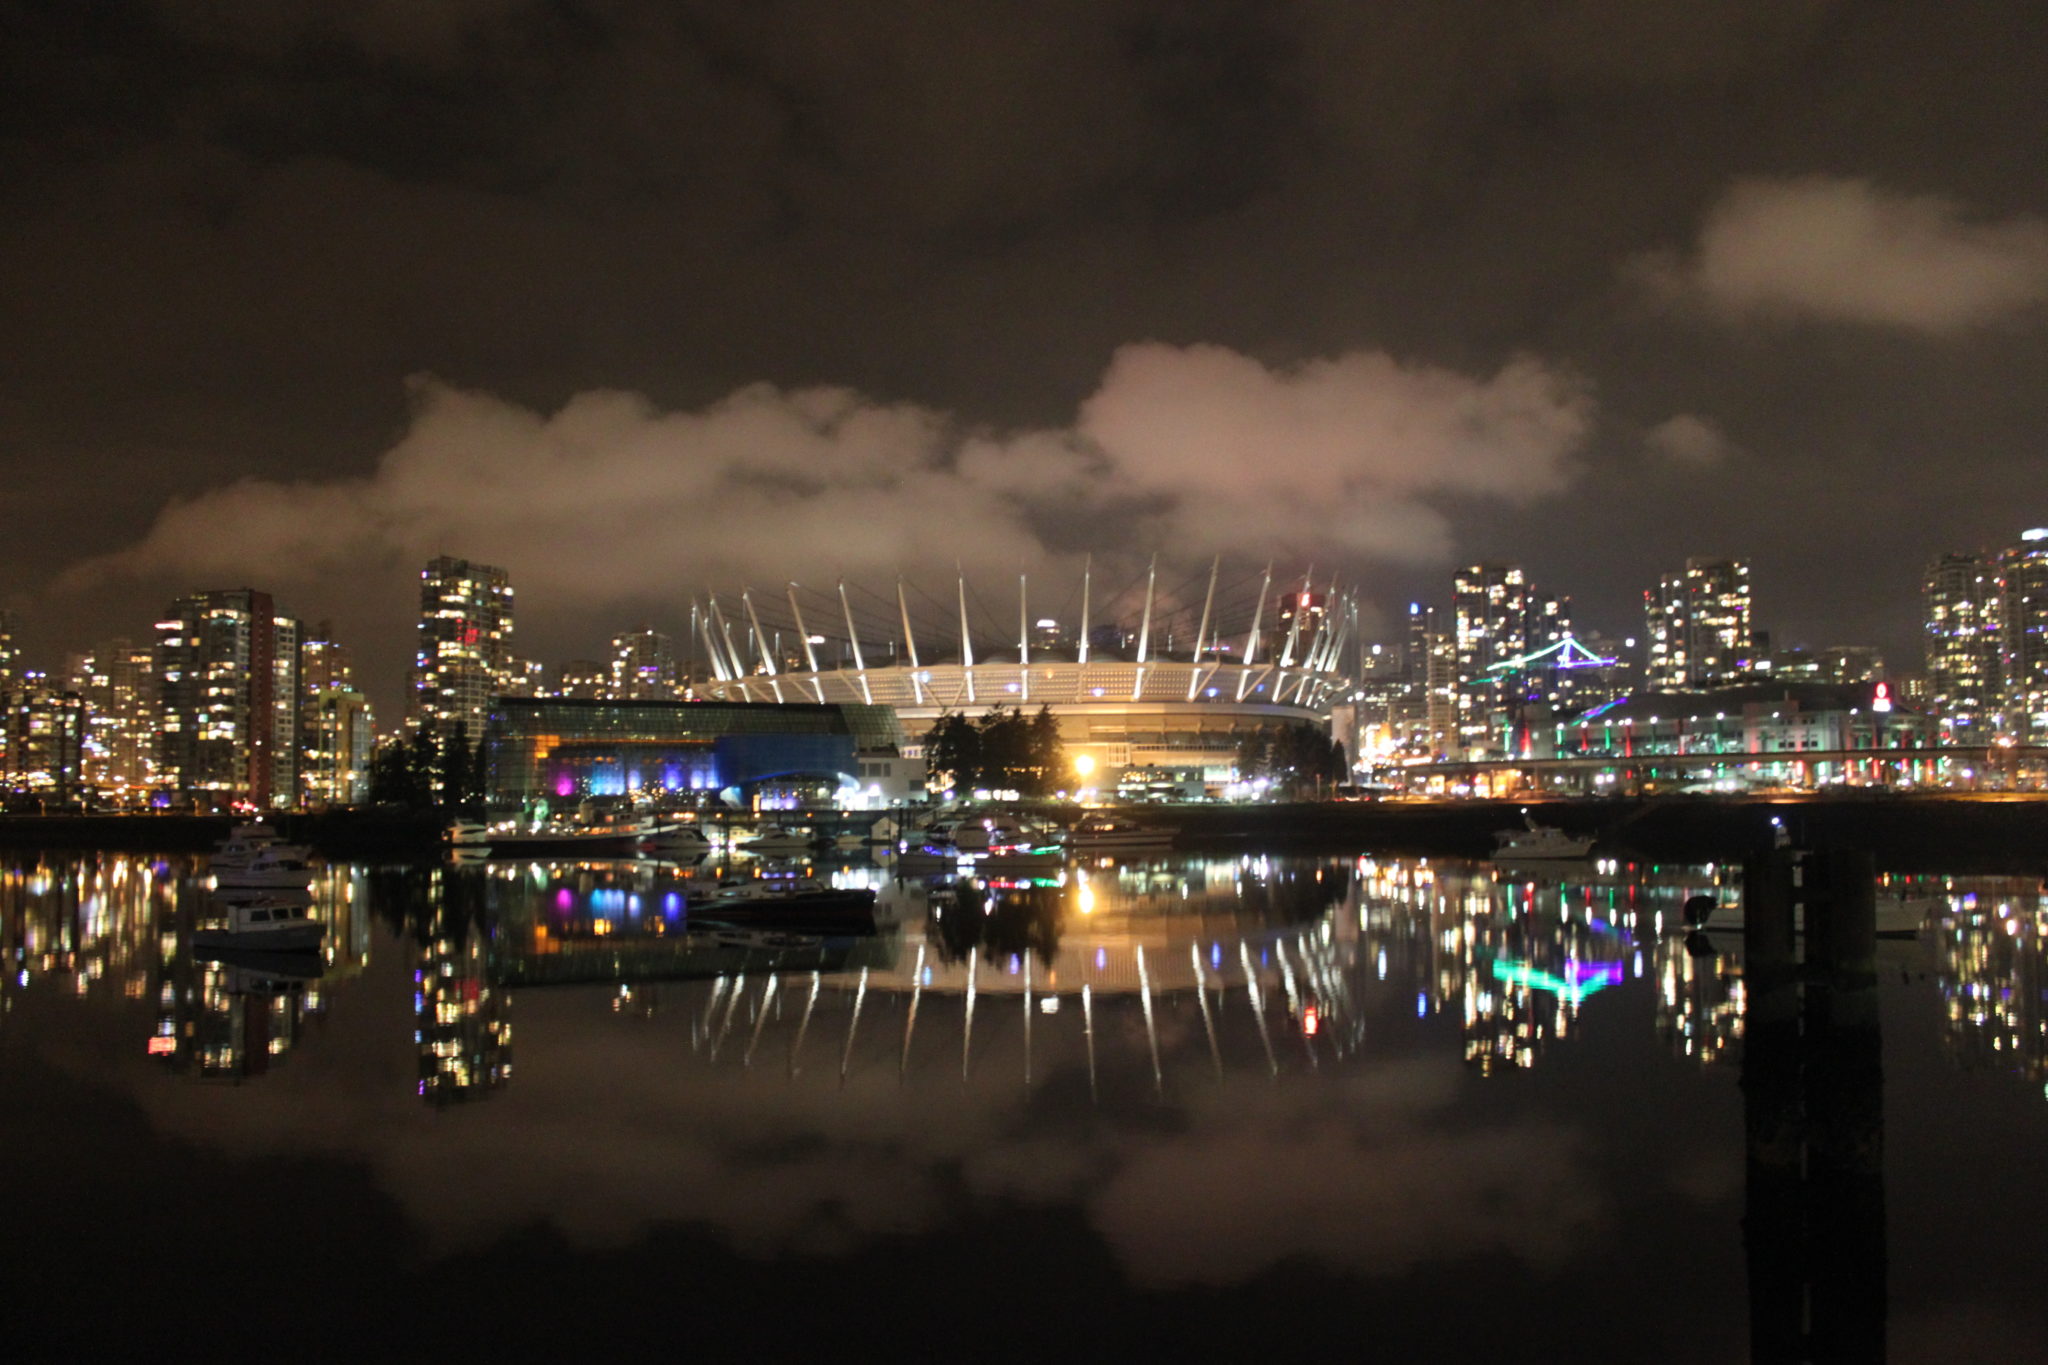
[410,556,514,740]
[2001,530,2048,742]
[1923,552,2003,741]
[1645,558,1755,689]
[67,638,157,802]
[0,685,86,804]
[611,627,680,700]
[154,590,301,810]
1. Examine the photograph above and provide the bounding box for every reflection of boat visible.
[692,876,877,925]
[192,898,326,952]
[1068,812,1174,851]
[212,883,314,908]
[214,846,316,889]
[193,943,328,980]
[978,844,1067,873]
[1490,814,1595,861]
[1683,894,1930,939]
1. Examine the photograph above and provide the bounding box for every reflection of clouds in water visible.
[1090,1062,1599,1287]
[126,997,1598,1287]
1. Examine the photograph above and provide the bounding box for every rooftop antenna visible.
[787,583,826,703]
[838,581,873,705]
[1078,555,1092,666]
[1018,571,1030,704]
[897,579,925,706]
[1236,564,1273,701]
[1188,555,1219,700]
[741,588,784,703]
[1133,553,1158,700]
[957,568,976,706]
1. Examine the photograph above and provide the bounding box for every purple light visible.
[555,774,575,797]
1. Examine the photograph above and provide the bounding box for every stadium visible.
[690,562,1355,797]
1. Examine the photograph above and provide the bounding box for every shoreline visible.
[2,793,2045,875]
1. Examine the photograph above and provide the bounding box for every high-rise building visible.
[555,659,609,699]
[610,627,679,700]
[0,609,17,688]
[304,688,374,806]
[0,684,86,804]
[410,556,513,739]
[67,638,157,802]
[1452,564,1531,755]
[155,589,301,810]
[298,621,372,806]
[2001,530,2048,742]
[1923,552,2003,741]
[1645,558,1754,689]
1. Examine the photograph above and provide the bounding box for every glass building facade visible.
[482,698,903,807]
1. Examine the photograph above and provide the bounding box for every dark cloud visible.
[5,0,2048,703]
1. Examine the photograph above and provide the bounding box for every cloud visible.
[1638,176,2048,332]
[1643,414,1736,468]
[65,344,1593,617]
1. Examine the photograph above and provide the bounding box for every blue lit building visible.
[482,697,903,810]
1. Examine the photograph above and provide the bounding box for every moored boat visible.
[1489,813,1595,861]
[1067,811,1174,851]
[483,815,650,858]
[213,845,316,890]
[736,825,816,855]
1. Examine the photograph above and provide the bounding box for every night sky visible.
[6,2,2047,716]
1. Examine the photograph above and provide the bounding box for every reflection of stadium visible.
[690,568,1353,789]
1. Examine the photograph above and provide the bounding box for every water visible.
[4,849,2046,1361]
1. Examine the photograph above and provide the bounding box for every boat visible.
[1489,813,1595,861]
[213,845,316,890]
[192,897,326,952]
[640,821,713,856]
[483,815,650,858]
[209,822,310,872]
[736,825,817,855]
[1067,811,1174,851]
[445,819,490,848]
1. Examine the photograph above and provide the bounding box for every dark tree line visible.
[368,721,488,811]
[922,705,1065,796]
[1234,722,1349,799]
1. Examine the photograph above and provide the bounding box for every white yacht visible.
[1489,813,1595,861]
[737,825,816,855]
[213,844,316,890]
[1067,812,1174,851]
[209,822,309,872]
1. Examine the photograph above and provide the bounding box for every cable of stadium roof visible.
[686,558,1357,713]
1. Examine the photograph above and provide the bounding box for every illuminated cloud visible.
[1639,176,2048,332]
[1643,414,1735,468]
[67,344,1593,616]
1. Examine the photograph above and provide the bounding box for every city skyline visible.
[5,5,2047,710]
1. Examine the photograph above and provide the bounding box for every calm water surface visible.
[4,848,2046,1361]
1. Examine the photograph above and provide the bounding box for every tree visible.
[1025,705,1064,796]
[923,712,981,793]
[1236,722,1347,799]
[437,721,471,809]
